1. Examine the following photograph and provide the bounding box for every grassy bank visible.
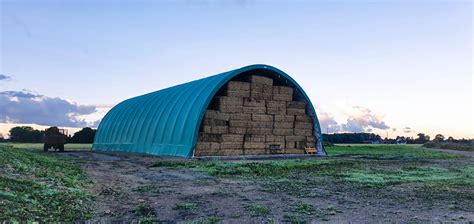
[0,143,92,151]
[0,144,93,222]
[153,145,470,184]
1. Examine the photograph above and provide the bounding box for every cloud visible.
[404,127,412,133]
[320,105,390,133]
[0,90,98,127]
[318,112,341,133]
[0,74,11,81]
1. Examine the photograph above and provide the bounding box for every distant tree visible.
[434,134,445,142]
[447,136,455,142]
[9,126,43,143]
[45,126,61,135]
[69,127,96,143]
[414,133,430,144]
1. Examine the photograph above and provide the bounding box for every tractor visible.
[43,127,67,152]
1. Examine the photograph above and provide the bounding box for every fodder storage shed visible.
[93,64,325,158]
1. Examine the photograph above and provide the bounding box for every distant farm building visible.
[93,64,326,158]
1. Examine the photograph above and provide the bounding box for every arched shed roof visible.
[93,64,324,157]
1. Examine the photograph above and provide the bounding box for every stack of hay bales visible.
[196,75,316,156]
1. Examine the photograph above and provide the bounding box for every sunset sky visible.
[1,0,472,139]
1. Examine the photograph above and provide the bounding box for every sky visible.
[0,0,472,139]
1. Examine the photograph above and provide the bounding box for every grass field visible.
[0,143,472,222]
[0,144,93,221]
[0,143,92,151]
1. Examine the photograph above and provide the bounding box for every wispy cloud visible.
[0,90,98,127]
[404,127,412,133]
[0,74,12,81]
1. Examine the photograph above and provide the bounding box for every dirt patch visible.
[64,151,474,223]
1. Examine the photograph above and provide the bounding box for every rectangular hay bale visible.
[244,134,266,142]
[229,120,248,128]
[204,110,230,121]
[248,121,273,129]
[199,133,223,142]
[266,135,285,142]
[229,127,247,134]
[286,108,306,116]
[274,115,295,122]
[252,114,273,122]
[294,128,312,136]
[274,121,294,129]
[295,122,312,129]
[285,135,306,142]
[287,101,307,109]
[247,127,273,135]
[295,115,312,122]
[227,81,250,91]
[273,128,294,136]
[243,141,266,149]
[220,142,243,149]
[244,99,266,107]
[229,113,251,121]
[202,125,229,134]
[221,134,244,142]
[246,75,273,86]
[243,106,266,114]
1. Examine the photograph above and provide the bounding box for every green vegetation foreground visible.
[0,144,473,222]
[0,144,93,221]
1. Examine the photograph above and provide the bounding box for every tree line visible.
[323,132,471,144]
[0,126,96,143]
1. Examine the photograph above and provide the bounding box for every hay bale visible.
[252,114,273,122]
[202,125,229,134]
[274,121,294,129]
[199,133,223,142]
[221,134,244,142]
[220,142,243,149]
[244,142,266,149]
[217,149,244,156]
[229,127,247,134]
[285,135,306,142]
[249,121,273,129]
[273,86,293,95]
[285,141,297,149]
[294,128,312,136]
[287,101,306,109]
[229,113,251,121]
[272,86,293,101]
[246,75,273,86]
[266,100,287,115]
[274,115,295,122]
[295,122,312,129]
[266,135,285,142]
[287,108,306,116]
[244,99,265,107]
[295,115,312,122]
[227,81,250,91]
[250,91,272,101]
[244,134,266,142]
[204,110,230,121]
[248,127,273,135]
[307,136,316,143]
[226,81,250,97]
[214,96,244,113]
[229,120,248,128]
[243,106,266,114]
[273,128,294,136]
[202,119,227,126]
[196,142,220,151]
